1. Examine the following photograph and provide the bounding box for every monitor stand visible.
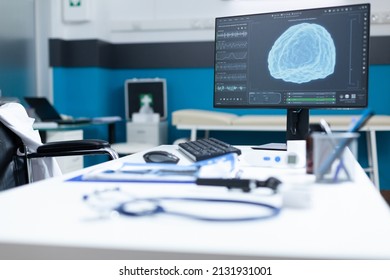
[252,108,309,151]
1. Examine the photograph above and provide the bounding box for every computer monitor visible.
[214,3,370,147]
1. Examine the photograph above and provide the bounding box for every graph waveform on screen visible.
[215,85,247,92]
[216,52,247,61]
[215,73,247,82]
[216,41,248,50]
[216,62,247,71]
[216,31,248,39]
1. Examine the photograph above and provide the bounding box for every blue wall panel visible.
[53,64,390,189]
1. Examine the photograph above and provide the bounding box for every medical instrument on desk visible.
[317,108,374,180]
[82,188,281,222]
[195,176,282,193]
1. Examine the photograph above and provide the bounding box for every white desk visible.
[1,145,390,259]
[173,111,390,189]
[34,117,121,144]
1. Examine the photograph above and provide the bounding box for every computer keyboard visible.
[178,137,241,162]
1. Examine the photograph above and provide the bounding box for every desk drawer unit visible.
[126,122,167,145]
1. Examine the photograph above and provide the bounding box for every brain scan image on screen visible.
[267,23,336,84]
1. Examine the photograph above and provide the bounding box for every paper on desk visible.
[80,153,238,183]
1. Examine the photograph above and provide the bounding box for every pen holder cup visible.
[312,132,359,183]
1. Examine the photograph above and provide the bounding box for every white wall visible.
[48,0,390,43]
[0,0,36,100]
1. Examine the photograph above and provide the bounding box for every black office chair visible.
[0,120,119,192]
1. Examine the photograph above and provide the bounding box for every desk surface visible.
[1,145,390,259]
[33,117,121,144]
[33,118,120,131]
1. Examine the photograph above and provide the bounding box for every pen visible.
[317,109,374,180]
[346,108,374,133]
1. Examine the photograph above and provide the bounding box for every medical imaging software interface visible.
[214,4,370,109]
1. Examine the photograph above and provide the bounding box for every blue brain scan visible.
[268,23,336,84]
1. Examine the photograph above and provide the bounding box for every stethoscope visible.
[83,187,281,222]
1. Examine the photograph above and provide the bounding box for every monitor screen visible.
[213,3,370,141]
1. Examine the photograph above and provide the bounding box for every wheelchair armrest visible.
[29,139,119,160]
[38,139,110,152]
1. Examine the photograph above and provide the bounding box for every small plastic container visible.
[312,132,359,183]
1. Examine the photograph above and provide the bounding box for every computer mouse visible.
[143,150,180,164]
